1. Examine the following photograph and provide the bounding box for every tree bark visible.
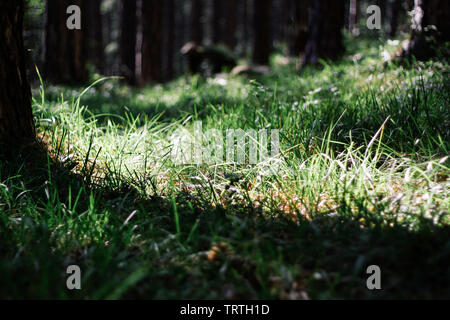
[224,0,238,50]
[191,0,204,44]
[120,0,137,85]
[212,1,225,45]
[0,0,35,145]
[138,0,164,85]
[288,0,308,57]
[301,0,346,67]
[164,0,175,81]
[242,0,251,58]
[175,0,187,75]
[253,0,272,65]
[402,0,450,60]
[386,0,400,37]
[44,0,87,83]
[84,0,103,74]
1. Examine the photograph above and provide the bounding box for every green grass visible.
[1,38,449,299]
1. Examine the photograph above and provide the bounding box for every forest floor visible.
[1,38,449,299]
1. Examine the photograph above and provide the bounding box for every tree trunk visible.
[85,0,103,74]
[163,0,175,81]
[301,0,346,67]
[212,1,225,45]
[271,0,284,46]
[386,0,400,37]
[120,0,137,85]
[138,0,164,85]
[402,0,450,60]
[44,0,87,83]
[288,0,308,57]
[253,0,272,65]
[0,0,35,145]
[242,0,250,58]
[191,0,204,44]
[224,0,238,50]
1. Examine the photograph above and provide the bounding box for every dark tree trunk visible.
[0,0,35,144]
[402,0,450,60]
[191,0,204,44]
[175,0,187,75]
[101,0,121,76]
[212,1,225,45]
[224,0,238,50]
[85,0,103,73]
[120,0,137,85]
[253,0,272,65]
[164,0,175,81]
[288,0,308,57]
[271,0,284,46]
[44,0,87,83]
[386,0,400,37]
[138,0,164,85]
[242,0,251,58]
[301,0,346,67]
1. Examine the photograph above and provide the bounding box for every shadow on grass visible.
[0,144,449,299]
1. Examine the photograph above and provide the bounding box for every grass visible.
[0,37,449,299]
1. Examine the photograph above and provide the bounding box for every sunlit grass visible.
[1,39,449,299]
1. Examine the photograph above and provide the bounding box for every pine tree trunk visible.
[213,1,225,45]
[0,0,35,145]
[272,0,284,46]
[44,0,87,83]
[138,0,163,85]
[242,0,250,57]
[253,0,272,65]
[386,0,400,37]
[301,0,345,67]
[191,0,204,44]
[85,0,103,73]
[224,0,238,50]
[402,0,450,60]
[120,0,137,85]
[165,0,175,81]
[288,0,308,57]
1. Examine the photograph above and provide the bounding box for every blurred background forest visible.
[24,0,426,85]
